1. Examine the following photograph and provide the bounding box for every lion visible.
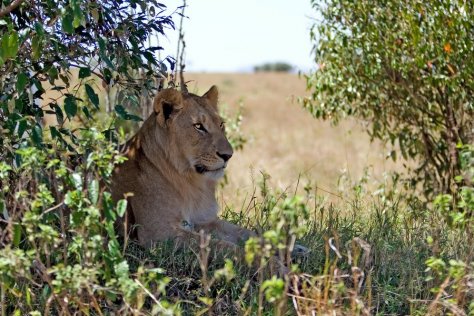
[111,86,255,249]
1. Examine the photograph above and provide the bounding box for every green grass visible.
[115,173,470,315]
[1,121,472,315]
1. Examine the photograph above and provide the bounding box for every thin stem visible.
[0,0,25,18]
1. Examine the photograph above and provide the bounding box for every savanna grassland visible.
[150,72,472,315]
[22,72,470,315]
[2,1,473,315]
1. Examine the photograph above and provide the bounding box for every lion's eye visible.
[220,122,225,130]
[194,123,207,132]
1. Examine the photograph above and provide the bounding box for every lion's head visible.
[150,86,233,180]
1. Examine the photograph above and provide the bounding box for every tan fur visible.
[111,86,255,248]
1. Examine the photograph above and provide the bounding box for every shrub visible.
[0,129,177,314]
[254,62,294,73]
[304,0,474,197]
[0,0,174,163]
[0,0,178,313]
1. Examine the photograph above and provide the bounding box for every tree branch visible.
[0,0,25,18]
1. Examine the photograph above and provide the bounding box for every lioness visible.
[111,86,255,249]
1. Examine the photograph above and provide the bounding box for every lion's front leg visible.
[194,219,256,246]
[192,220,289,276]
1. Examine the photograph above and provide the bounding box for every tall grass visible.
[120,169,472,315]
[0,128,472,315]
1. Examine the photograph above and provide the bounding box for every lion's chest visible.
[140,174,218,224]
[180,196,219,226]
[131,162,220,236]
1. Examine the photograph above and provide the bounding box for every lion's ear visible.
[202,85,219,109]
[154,89,183,126]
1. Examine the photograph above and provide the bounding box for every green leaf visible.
[13,223,22,247]
[72,0,84,28]
[34,21,45,36]
[31,124,43,145]
[79,67,91,79]
[115,105,142,121]
[54,104,64,125]
[62,9,74,34]
[50,126,60,139]
[1,31,19,59]
[102,192,116,221]
[82,106,92,119]
[85,84,99,109]
[41,285,51,303]
[100,54,114,70]
[17,120,27,138]
[71,173,83,190]
[143,51,157,65]
[88,179,99,204]
[64,95,77,119]
[98,37,106,51]
[31,34,42,60]
[16,73,28,91]
[97,38,115,69]
[262,276,285,303]
[48,67,59,83]
[116,199,127,217]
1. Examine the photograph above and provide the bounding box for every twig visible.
[38,202,64,218]
[0,0,25,18]
[427,276,451,315]
[179,40,188,94]
[291,295,304,316]
[134,279,167,312]
[174,0,188,93]
[328,237,342,259]
[1,283,5,316]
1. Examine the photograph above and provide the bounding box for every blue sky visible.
[160,1,317,72]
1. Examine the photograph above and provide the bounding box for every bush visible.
[0,129,177,314]
[0,0,178,313]
[0,0,174,163]
[304,0,474,197]
[254,62,294,73]
[303,1,474,312]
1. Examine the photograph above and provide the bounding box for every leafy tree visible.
[0,0,178,313]
[304,0,474,197]
[0,0,174,159]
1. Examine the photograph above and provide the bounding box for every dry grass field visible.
[41,71,399,202]
[186,72,399,204]
[16,71,469,316]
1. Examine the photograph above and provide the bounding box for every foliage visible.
[423,144,474,314]
[1,0,473,314]
[0,0,175,161]
[0,129,177,314]
[305,1,474,312]
[254,62,294,73]
[304,0,474,197]
[0,0,179,313]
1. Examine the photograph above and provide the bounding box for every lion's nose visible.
[217,152,232,162]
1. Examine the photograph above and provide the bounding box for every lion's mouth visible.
[195,164,225,174]
[195,164,207,174]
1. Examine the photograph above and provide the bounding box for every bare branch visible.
[179,39,188,94]
[175,0,188,94]
[0,0,25,18]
